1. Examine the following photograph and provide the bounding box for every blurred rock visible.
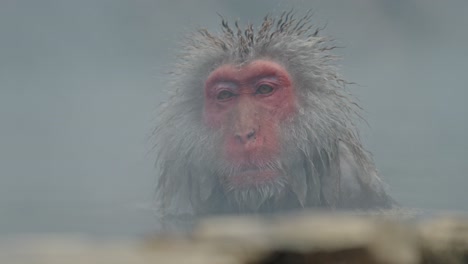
[1,210,468,264]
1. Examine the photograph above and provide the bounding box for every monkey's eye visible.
[216,90,235,101]
[256,84,274,95]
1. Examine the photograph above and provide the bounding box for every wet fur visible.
[153,11,394,221]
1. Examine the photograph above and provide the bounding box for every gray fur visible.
[153,11,394,222]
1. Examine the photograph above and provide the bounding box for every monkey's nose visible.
[235,129,256,143]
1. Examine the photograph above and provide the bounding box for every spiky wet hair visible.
[154,11,389,219]
[171,10,354,122]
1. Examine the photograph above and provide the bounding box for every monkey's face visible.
[203,60,297,190]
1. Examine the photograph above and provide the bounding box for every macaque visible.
[154,11,394,222]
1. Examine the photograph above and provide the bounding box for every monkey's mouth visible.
[227,168,280,188]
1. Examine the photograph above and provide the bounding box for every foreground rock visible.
[1,209,468,264]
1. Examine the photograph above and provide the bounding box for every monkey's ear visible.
[337,141,393,209]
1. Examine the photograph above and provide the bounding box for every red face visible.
[204,60,296,188]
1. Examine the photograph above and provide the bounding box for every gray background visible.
[1,0,467,238]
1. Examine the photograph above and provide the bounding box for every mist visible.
[1,0,467,238]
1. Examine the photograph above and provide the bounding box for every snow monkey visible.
[154,11,394,224]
